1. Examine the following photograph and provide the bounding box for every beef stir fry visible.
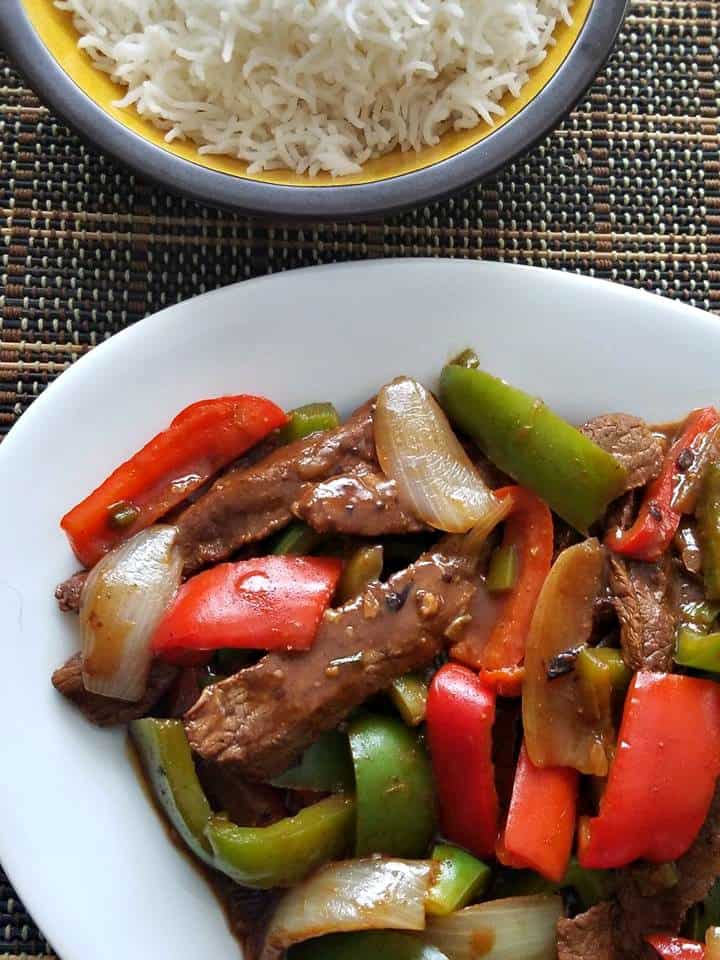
[53,353,720,960]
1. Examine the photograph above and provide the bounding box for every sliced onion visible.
[80,525,182,701]
[707,927,720,959]
[259,858,433,960]
[375,377,501,534]
[421,895,562,960]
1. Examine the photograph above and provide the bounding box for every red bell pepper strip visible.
[451,486,553,672]
[152,556,342,658]
[479,665,525,697]
[578,673,720,869]
[646,935,706,959]
[62,395,287,567]
[608,406,720,562]
[426,663,498,859]
[497,742,579,883]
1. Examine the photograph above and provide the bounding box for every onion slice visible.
[259,858,433,960]
[80,524,182,701]
[420,895,562,960]
[375,377,501,533]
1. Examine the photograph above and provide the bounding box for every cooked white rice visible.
[58,0,572,176]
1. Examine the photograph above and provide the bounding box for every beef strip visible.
[581,414,664,490]
[55,571,87,612]
[608,554,676,671]
[616,783,720,956]
[185,551,476,780]
[52,652,178,726]
[292,463,426,536]
[175,401,377,574]
[197,761,287,827]
[556,902,617,960]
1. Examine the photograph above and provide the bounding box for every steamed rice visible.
[58,0,572,176]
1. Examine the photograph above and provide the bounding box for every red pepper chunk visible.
[152,556,342,658]
[497,742,578,883]
[451,486,553,676]
[62,395,287,568]
[426,664,498,859]
[608,406,720,562]
[646,934,706,959]
[579,673,720,870]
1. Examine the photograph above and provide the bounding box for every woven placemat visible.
[1,0,719,952]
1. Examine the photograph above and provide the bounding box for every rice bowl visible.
[57,0,573,177]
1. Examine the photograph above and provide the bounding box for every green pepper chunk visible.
[563,857,617,910]
[486,544,519,593]
[438,365,628,532]
[576,647,631,729]
[130,718,214,865]
[349,713,435,858]
[279,402,340,444]
[336,545,384,604]
[390,673,429,726]
[270,730,355,792]
[290,932,449,960]
[675,626,720,673]
[426,843,491,916]
[697,462,720,600]
[206,794,355,889]
[680,600,720,631]
[272,521,321,556]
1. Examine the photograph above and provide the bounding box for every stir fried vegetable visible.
[259,859,433,960]
[439,364,627,532]
[498,742,578,883]
[647,934,706,958]
[152,556,342,658]
[707,928,720,960]
[336,545,384,604]
[420,894,563,960]
[80,525,183,701]
[62,395,287,567]
[207,794,355,889]
[272,522,321,556]
[390,673,429,726]
[271,731,355,793]
[675,628,720,673]
[698,462,720,600]
[426,663,498,858]
[349,714,435,858]
[452,485,553,673]
[610,406,720,562]
[374,376,504,533]
[278,402,340,444]
[425,844,491,916]
[579,673,720,868]
[290,933,449,960]
[523,539,610,775]
[575,647,631,733]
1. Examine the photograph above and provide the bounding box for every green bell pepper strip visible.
[486,543,519,593]
[289,932,449,960]
[390,673,429,727]
[425,843,491,916]
[336,544,384,604]
[675,627,720,673]
[680,600,720,631]
[349,713,435,858]
[272,521,321,556]
[576,647,632,724]
[206,793,355,888]
[697,462,720,600]
[438,365,628,532]
[270,730,355,792]
[130,718,214,865]
[278,402,340,444]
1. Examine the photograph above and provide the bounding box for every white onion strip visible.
[80,525,182,702]
[375,376,501,533]
[260,858,433,960]
[421,895,563,960]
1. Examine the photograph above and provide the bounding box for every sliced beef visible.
[581,414,664,490]
[292,463,426,536]
[175,401,377,574]
[616,783,720,956]
[556,902,617,960]
[608,554,676,672]
[55,571,87,612]
[185,551,476,780]
[52,652,178,726]
[197,761,287,827]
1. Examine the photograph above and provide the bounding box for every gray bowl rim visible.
[2,0,628,219]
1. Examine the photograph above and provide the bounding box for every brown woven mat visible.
[1,0,719,952]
